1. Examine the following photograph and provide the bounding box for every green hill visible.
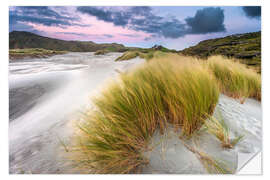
[9,31,129,52]
[180,31,261,72]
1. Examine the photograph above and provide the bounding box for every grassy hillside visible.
[180,32,261,73]
[9,31,129,52]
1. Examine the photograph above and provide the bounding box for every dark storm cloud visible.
[185,7,226,34]
[242,6,261,19]
[77,6,226,39]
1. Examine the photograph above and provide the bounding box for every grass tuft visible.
[94,49,109,55]
[179,137,233,174]
[115,51,140,61]
[207,56,261,102]
[75,58,219,173]
[204,110,244,149]
[115,50,170,61]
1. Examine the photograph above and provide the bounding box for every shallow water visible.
[9,52,144,174]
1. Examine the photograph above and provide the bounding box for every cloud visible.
[55,32,89,36]
[77,6,152,27]
[10,14,73,27]
[55,32,114,39]
[103,34,114,38]
[9,6,88,31]
[17,6,73,21]
[77,6,128,26]
[9,6,228,40]
[77,6,187,38]
[242,6,261,19]
[144,34,158,41]
[119,33,141,38]
[185,7,226,34]
[77,6,226,39]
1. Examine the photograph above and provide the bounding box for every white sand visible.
[141,95,261,174]
[9,52,144,173]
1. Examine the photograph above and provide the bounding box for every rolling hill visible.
[180,31,261,72]
[9,31,129,52]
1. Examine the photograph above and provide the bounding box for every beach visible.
[9,53,261,174]
[9,52,144,173]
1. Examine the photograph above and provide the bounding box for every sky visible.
[9,6,261,50]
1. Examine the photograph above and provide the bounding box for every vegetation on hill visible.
[9,31,129,52]
[9,48,67,60]
[180,32,261,73]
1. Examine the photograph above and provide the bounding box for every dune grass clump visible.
[115,51,140,61]
[75,58,219,173]
[115,50,170,61]
[204,110,244,149]
[207,56,261,102]
[94,49,110,55]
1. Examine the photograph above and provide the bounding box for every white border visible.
[2,0,269,179]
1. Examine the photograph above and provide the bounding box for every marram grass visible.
[204,110,244,149]
[151,53,261,102]
[207,56,261,102]
[115,51,140,61]
[179,137,233,174]
[74,58,220,173]
[115,50,168,61]
[72,54,260,174]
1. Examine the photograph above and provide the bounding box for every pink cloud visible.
[28,15,149,43]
